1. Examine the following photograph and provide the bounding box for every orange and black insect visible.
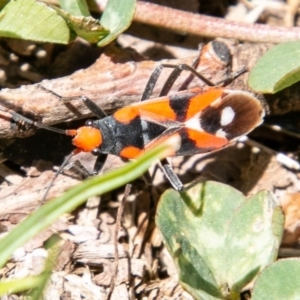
[0,51,265,191]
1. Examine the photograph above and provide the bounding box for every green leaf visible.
[52,6,109,43]
[252,259,300,300]
[0,143,169,269]
[0,0,9,10]
[98,0,136,46]
[156,181,284,300]
[249,42,300,93]
[58,0,90,17]
[0,0,70,44]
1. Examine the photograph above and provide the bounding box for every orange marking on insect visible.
[114,106,139,124]
[120,146,144,159]
[66,126,102,152]
[186,88,224,119]
[138,97,177,121]
[187,129,228,149]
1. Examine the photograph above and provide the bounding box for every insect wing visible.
[139,88,264,156]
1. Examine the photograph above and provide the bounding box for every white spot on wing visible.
[165,134,182,152]
[216,128,227,138]
[221,106,235,126]
[141,119,149,130]
[141,120,150,144]
[185,113,203,131]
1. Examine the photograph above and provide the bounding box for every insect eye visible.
[85,119,94,127]
[92,148,100,156]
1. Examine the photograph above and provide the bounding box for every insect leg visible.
[92,153,108,175]
[79,96,107,119]
[158,63,216,97]
[37,85,107,119]
[214,66,248,86]
[142,62,211,190]
[160,158,184,191]
[64,159,93,178]
[42,153,108,202]
[141,63,215,101]
[142,54,247,101]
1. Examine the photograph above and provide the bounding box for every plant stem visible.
[94,0,300,43]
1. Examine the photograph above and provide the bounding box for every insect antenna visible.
[0,105,66,135]
[37,85,107,119]
[41,152,75,203]
[0,103,81,202]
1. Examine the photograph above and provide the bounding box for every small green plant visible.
[249,41,300,93]
[252,258,300,300]
[0,0,136,46]
[156,181,285,300]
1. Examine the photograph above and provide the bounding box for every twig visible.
[107,184,132,300]
[94,0,300,43]
[0,43,231,139]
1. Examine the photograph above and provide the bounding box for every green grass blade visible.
[29,235,61,300]
[0,144,169,268]
[0,277,42,295]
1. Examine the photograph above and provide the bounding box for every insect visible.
[0,53,265,193]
